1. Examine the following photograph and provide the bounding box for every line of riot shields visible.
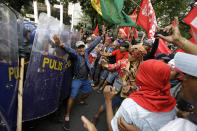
[0,3,77,131]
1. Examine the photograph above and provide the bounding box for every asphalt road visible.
[23,90,108,131]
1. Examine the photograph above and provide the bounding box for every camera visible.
[154,30,169,38]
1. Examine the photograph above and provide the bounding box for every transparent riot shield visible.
[23,13,74,121]
[0,3,19,131]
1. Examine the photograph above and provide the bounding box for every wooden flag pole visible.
[16,58,25,131]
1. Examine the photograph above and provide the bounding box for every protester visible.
[109,17,197,131]
[95,42,130,92]
[93,37,113,91]
[53,33,103,130]
[105,60,176,131]
[143,38,159,61]
[159,52,197,131]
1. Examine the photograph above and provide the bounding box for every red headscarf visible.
[129,60,176,112]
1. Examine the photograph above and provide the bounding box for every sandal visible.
[78,100,88,105]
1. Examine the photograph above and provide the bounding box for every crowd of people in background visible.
[51,17,197,131]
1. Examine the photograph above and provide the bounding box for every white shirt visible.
[159,118,197,131]
[111,98,176,131]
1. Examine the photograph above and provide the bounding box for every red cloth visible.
[111,49,129,62]
[129,7,137,22]
[94,24,99,36]
[129,60,176,112]
[156,39,172,55]
[184,5,197,33]
[119,27,130,38]
[137,0,157,40]
[118,8,138,39]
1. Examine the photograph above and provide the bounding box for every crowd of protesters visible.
[52,17,197,131]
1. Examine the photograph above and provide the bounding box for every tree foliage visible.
[3,0,196,38]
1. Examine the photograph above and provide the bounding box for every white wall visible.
[68,2,83,26]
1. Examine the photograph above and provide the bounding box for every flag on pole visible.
[91,0,136,27]
[190,28,197,44]
[94,24,99,36]
[118,8,138,38]
[91,0,102,16]
[136,0,157,40]
[131,27,138,39]
[119,27,130,38]
[129,7,138,22]
[184,6,197,33]
[184,5,197,44]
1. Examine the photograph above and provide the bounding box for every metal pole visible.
[60,2,63,27]
[33,0,38,23]
[45,0,51,17]
[71,3,74,31]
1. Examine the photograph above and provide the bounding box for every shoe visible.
[63,120,70,131]
[97,87,103,94]
[91,83,95,87]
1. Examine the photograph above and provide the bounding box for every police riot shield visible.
[23,13,73,121]
[0,3,19,131]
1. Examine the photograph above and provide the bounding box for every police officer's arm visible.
[53,35,78,58]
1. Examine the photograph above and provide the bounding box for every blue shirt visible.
[63,37,102,77]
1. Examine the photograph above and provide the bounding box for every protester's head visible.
[120,42,129,53]
[105,37,112,46]
[175,52,197,107]
[129,59,176,112]
[128,45,147,62]
[168,59,183,81]
[75,41,86,55]
[112,40,120,50]
[136,60,171,89]
[143,39,153,51]
[155,53,171,63]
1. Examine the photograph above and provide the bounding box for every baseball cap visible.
[155,53,168,59]
[174,52,197,77]
[75,41,85,48]
[168,59,183,74]
[143,39,153,47]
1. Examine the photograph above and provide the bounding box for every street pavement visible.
[23,90,108,131]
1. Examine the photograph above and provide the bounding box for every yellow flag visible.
[91,0,102,16]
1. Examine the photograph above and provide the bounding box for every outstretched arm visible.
[53,35,78,58]
[158,17,197,55]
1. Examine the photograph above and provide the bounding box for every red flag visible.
[172,19,176,26]
[94,24,99,36]
[137,0,157,40]
[184,6,197,33]
[131,27,138,39]
[129,7,138,22]
[156,39,172,55]
[119,27,130,38]
[119,8,138,38]
[190,28,197,44]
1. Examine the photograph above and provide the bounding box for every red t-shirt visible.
[112,49,129,62]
